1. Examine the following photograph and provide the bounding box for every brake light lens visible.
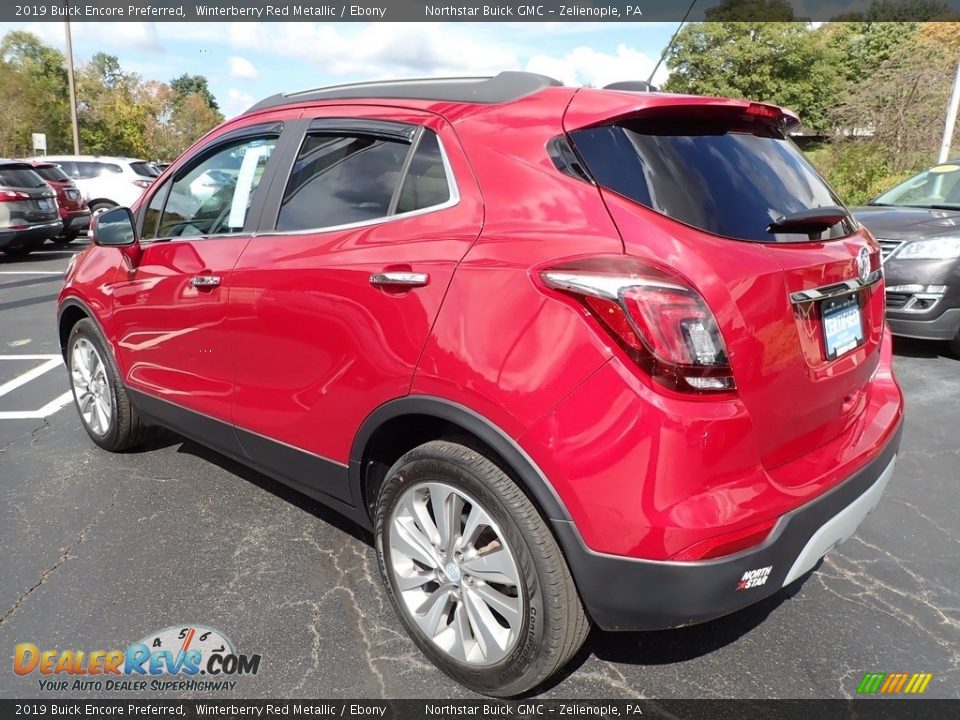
[745,103,780,120]
[541,257,735,394]
[0,190,30,202]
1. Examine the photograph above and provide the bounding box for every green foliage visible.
[170,74,220,113]
[0,31,222,161]
[807,142,925,205]
[833,0,952,21]
[704,0,796,21]
[663,23,840,131]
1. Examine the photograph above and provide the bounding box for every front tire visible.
[375,440,589,696]
[949,329,960,359]
[67,318,152,451]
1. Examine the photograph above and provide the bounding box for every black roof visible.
[245,71,562,114]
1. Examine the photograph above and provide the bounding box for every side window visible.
[74,162,97,179]
[98,163,122,175]
[153,136,277,239]
[277,133,409,232]
[395,131,452,214]
[58,161,78,178]
[142,185,166,240]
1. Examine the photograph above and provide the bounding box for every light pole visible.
[939,61,960,164]
[64,16,80,154]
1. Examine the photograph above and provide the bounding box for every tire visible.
[2,245,34,257]
[89,201,116,219]
[51,235,76,246]
[949,330,960,359]
[67,318,152,451]
[375,440,589,697]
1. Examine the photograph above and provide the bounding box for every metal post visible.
[939,61,960,164]
[64,17,80,154]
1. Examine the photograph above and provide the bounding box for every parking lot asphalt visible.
[0,240,957,700]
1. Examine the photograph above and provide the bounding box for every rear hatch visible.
[32,163,86,212]
[0,163,59,227]
[564,91,884,471]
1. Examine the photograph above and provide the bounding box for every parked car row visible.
[1,155,159,257]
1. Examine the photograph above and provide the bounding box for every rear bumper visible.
[60,210,91,234]
[555,419,902,631]
[0,221,64,248]
[887,308,960,341]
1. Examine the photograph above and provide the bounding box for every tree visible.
[0,31,70,154]
[831,0,953,21]
[663,23,840,131]
[704,0,796,21]
[170,74,220,113]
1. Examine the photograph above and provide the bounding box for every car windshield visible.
[33,165,71,183]
[872,163,960,210]
[130,161,160,178]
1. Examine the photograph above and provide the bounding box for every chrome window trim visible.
[789,269,883,305]
[264,131,461,237]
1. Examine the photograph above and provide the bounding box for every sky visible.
[0,21,678,118]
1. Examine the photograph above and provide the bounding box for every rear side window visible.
[0,167,45,188]
[277,134,409,231]
[396,132,451,214]
[571,121,855,242]
[33,165,71,183]
[73,161,122,178]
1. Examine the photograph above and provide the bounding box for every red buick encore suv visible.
[58,73,904,696]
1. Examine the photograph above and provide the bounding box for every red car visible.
[28,161,91,244]
[57,73,904,696]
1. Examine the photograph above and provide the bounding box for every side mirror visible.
[90,207,142,268]
[91,207,137,247]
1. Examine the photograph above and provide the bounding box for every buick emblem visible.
[856,247,871,284]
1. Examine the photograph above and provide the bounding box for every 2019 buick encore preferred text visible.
[57,72,904,696]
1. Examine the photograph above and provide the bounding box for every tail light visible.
[132,179,152,189]
[0,190,30,202]
[541,256,735,394]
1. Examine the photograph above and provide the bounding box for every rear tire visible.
[2,245,34,257]
[89,201,116,218]
[67,318,152,451]
[51,234,76,246]
[375,440,589,697]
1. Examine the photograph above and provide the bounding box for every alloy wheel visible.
[70,338,112,436]
[388,482,525,666]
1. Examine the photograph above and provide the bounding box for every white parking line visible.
[0,391,74,420]
[0,357,62,398]
[0,354,73,420]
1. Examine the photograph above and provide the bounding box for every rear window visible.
[33,165,71,183]
[571,121,855,242]
[130,161,160,178]
[0,167,45,188]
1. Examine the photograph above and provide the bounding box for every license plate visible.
[821,294,864,359]
[37,198,52,210]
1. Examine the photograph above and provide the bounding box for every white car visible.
[27,155,158,216]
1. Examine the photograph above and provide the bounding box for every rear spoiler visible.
[564,88,801,134]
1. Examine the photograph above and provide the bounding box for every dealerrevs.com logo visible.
[14,625,261,692]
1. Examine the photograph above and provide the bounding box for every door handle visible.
[190,275,222,288]
[369,272,429,288]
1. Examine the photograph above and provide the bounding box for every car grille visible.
[885,292,910,309]
[878,239,904,261]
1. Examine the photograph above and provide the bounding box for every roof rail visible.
[604,81,659,93]
[245,71,562,114]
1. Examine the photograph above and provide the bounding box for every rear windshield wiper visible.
[767,206,848,236]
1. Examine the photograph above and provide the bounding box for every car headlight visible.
[896,237,960,260]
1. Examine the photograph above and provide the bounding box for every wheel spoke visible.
[461,547,519,586]
[472,581,522,629]
[394,566,436,591]
[463,586,507,660]
[391,518,439,569]
[414,586,453,639]
[458,504,485,550]
[449,602,473,663]
[428,483,462,553]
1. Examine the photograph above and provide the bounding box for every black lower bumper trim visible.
[555,421,902,631]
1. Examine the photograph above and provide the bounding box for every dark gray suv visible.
[854,160,960,355]
[0,160,62,257]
